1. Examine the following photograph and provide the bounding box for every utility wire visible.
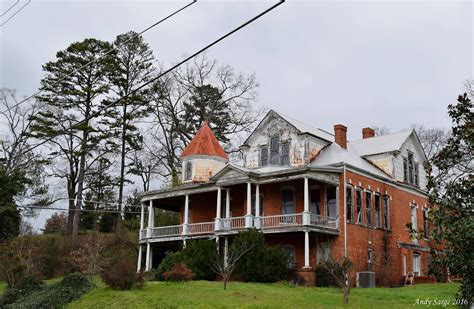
[0,0,31,27]
[0,0,19,17]
[24,206,143,214]
[16,0,285,159]
[1,0,197,111]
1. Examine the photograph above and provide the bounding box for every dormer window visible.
[260,136,290,167]
[270,136,280,165]
[403,151,419,186]
[281,142,290,165]
[184,161,192,181]
[260,146,268,166]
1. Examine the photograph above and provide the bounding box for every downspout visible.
[343,163,347,258]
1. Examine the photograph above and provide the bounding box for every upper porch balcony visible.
[139,166,342,243]
[139,212,339,242]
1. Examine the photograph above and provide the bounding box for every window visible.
[317,242,331,264]
[283,245,296,268]
[383,195,390,229]
[260,146,268,167]
[270,136,280,165]
[368,248,374,264]
[403,254,407,275]
[411,204,417,231]
[281,188,295,215]
[375,193,381,228]
[366,191,372,227]
[408,152,414,184]
[356,189,363,224]
[184,161,192,180]
[326,187,337,218]
[413,253,421,276]
[404,152,419,186]
[403,157,409,182]
[281,142,290,165]
[346,186,354,222]
[423,208,429,239]
[414,164,419,187]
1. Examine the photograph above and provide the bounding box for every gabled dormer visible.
[180,121,228,183]
[240,110,332,169]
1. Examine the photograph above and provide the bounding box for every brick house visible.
[138,110,432,285]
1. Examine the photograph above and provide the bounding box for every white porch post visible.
[225,189,231,230]
[147,200,154,238]
[183,194,189,235]
[254,184,261,228]
[215,187,222,231]
[137,245,143,273]
[303,177,310,225]
[139,203,145,240]
[245,182,253,228]
[304,231,310,268]
[145,242,151,271]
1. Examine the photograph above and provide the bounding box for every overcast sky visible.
[1,0,472,230]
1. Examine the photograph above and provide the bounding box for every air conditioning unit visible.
[356,271,375,288]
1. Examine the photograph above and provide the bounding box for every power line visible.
[24,205,143,214]
[17,0,285,159]
[1,0,197,112]
[0,0,31,27]
[0,0,19,17]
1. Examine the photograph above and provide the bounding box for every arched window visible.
[413,253,421,276]
[282,245,296,268]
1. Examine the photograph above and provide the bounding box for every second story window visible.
[347,186,353,222]
[260,146,268,166]
[281,188,295,215]
[270,136,280,165]
[423,208,429,239]
[366,191,372,227]
[375,193,381,228]
[356,189,363,224]
[326,187,337,218]
[281,142,290,165]
[383,195,390,229]
[184,161,192,181]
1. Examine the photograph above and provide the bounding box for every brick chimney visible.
[362,127,375,139]
[334,124,347,149]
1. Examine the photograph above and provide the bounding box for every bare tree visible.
[70,233,107,285]
[319,255,352,304]
[372,125,391,136]
[411,124,450,161]
[0,88,52,211]
[211,237,253,290]
[144,54,262,185]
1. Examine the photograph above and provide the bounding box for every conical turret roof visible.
[180,121,228,160]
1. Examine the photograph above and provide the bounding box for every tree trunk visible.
[224,275,227,290]
[343,285,349,304]
[117,104,127,222]
[71,102,91,248]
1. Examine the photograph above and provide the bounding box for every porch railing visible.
[220,216,246,231]
[188,222,214,235]
[149,225,182,238]
[262,213,303,229]
[140,213,339,240]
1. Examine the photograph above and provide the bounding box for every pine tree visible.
[104,31,155,220]
[30,38,113,244]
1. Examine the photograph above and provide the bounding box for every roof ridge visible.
[180,122,229,160]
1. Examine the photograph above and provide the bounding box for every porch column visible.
[245,182,253,228]
[140,203,145,240]
[224,237,229,268]
[303,177,310,225]
[254,184,261,228]
[147,200,154,238]
[215,187,222,231]
[183,194,189,235]
[145,242,151,271]
[225,189,231,230]
[304,231,310,268]
[137,245,142,273]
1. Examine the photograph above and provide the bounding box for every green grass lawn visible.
[68,281,460,308]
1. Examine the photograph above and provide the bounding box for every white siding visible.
[364,153,395,177]
[393,136,427,190]
[242,115,329,169]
